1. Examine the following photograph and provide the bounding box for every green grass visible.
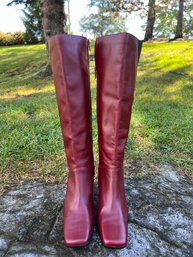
[0,41,193,192]
[130,41,193,173]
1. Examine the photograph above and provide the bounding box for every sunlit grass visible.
[141,41,193,75]
[0,41,193,192]
[130,41,193,174]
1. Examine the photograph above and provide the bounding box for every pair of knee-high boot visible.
[48,33,139,248]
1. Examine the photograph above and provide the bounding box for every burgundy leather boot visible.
[95,33,138,248]
[49,35,94,247]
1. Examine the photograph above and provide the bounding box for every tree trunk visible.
[39,0,67,75]
[175,0,184,39]
[40,0,67,43]
[144,0,156,41]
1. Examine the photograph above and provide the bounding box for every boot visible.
[95,33,138,248]
[48,35,94,247]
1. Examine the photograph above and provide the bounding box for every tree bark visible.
[40,0,67,43]
[144,0,156,41]
[39,0,67,75]
[175,0,184,39]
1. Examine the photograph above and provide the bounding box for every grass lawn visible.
[0,41,193,192]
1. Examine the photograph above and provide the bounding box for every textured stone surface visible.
[0,165,193,256]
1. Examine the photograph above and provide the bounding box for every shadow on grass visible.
[0,45,47,82]
[0,88,96,182]
[139,55,193,76]
[0,77,54,98]
[137,68,193,98]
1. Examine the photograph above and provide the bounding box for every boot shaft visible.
[49,35,94,171]
[95,33,138,168]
